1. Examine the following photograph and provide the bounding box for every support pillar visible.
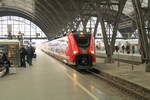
[96,0,127,63]
[148,0,150,39]
[132,0,150,72]
[110,0,127,56]
[99,17,113,63]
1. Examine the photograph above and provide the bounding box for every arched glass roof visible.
[0,16,46,38]
[0,0,148,39]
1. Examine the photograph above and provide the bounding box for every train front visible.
[67,31,96,69]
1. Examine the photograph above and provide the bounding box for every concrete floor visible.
[0,49,136,100]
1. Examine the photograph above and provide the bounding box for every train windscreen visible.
[73,31,91,48]
[76,38,90,47]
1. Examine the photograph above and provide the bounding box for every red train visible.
[42,31,96,69]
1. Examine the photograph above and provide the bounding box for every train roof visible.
[49,36,67,43]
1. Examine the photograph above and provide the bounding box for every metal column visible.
[96,0,127,63]
[148,0,150,39]
[99,17,112,62]
[110,0,127,57]
[132,0,150,72]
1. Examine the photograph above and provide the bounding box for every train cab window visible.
[77,38,89,47]
[73,31,91,48]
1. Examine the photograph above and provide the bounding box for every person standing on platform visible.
[132,45,135,54]
[26,45,34,66]
[122,45,125,53]
[8,32,12,40]
[126,45,130,54]
[20,46,27,67]
[115,46,119,52]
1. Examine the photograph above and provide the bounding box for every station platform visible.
[96,50,141,64]
[95,58,150,98]
[0,49,139,100]
[0,49,96,100]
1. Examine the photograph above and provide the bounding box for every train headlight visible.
[79,32,85,37]
[73,51,78,54]
[91,51,95,54]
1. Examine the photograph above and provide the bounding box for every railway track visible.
[87,68,150,100]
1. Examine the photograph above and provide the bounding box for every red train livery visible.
[42,31,96,69]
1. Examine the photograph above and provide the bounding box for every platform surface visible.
[0,50,95,100]
[96,50,141,63]
[0,49,139,100]
[95,58,150,90]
